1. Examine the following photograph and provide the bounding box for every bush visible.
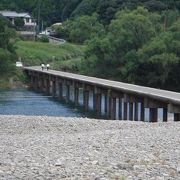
[38,35,49,43]
[14,18,25,30]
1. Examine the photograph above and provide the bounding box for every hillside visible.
[1,1,180,91]
[0,0,179,26]
[15,41,85,72]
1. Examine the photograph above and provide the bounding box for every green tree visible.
[14,17,25,29]
[126,19,180,90]
[0,16,16,75]
[82,7,160,78]
[69,13,105,43]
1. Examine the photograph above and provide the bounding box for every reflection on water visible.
[0,88,173,121]
[0,88,86,117]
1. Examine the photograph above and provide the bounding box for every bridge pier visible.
[31,76,35,90]
[163,108,168,122]
[39,77,44,93]
[108,96,112,119]
[74,87,79,106]
[65,84,70,103]
[111,98,116,120]
[93,87,102,118]
[168,103,180,122]
[134,102,139,121]
[41,77,45,93]
[96,94,102,117]
[129,102,133,121]
[119,98,122,120]
[149,108,158,123]
[34,76,39,92]
[52,80,56,97]
[83,90,89,112]
[124,101,128,120]
[104,94,108,114]
[174,113,180,121]
[141,102,145,121]
[46,78,50,95]
[58,82,63,99]
[30,76,34,89]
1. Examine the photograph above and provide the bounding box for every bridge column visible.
[93,87,102,118]
[104,94,108,114]
[34,76,39,91]
[108,96,112,119]
[163,108,168,122]
[111,98,117,120]
[119,98,122,120]
[65,84,70,103]
[134,102,139,121]
[149,108,158,123]
[58,82,63,99]
[168,104,180,122]
[105,90,110,118]
[123,102,128,120]
[83,90,89,112]
[174,113,180,121]
[124,95,128,120]
[93,91,96,110]
[37,74,42,92]
[141,102,145,121]
[74,87,79,106]
[129,102,133,121]
[46,78,50,95]
[96,93,102,118]
[39,77,44,93]
[52,80,56,97]
[41,77,45,93]
[31,76,35,90]
[30,76,34,89]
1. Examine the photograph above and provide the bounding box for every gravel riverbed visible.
[0,115,179,180]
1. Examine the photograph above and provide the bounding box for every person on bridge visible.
[41,63,45,70]
[46,64,50,71]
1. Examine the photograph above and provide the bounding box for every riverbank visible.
[0,115,179,179]
[0,70,27,89]
[0,77,25,89]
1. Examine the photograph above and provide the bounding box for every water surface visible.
[0,88,86,117]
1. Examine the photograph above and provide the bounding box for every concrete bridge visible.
[24,66,180,122]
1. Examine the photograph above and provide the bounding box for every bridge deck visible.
[24,66,180,105]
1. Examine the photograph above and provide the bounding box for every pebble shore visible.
[0,115,179,180]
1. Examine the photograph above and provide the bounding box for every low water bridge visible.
[24,66,180,122]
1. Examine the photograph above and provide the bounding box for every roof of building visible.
[0,11,31,18]
[52,22,62,26]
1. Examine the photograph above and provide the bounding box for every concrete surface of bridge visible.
[24,66,180,122]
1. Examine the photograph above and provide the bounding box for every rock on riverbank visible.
[0,115,179,179]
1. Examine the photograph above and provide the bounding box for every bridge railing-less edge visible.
[24,67,180,122]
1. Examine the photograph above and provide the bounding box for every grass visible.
[52,58,83,73]
[15,41,85,72]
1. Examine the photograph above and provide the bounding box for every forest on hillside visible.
[0,0,180,26]
[0,1,180,91]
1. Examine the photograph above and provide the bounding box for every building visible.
[0,10,36,40]
[0,11,36,27]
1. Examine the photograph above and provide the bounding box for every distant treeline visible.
[0,0,179,26]
[0,16,16,76]
[54,7,180,91]
[0,1,180,91]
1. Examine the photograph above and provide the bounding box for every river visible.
[0,88,173,121]
[0,88,91,117]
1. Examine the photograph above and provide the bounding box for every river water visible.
[0,88,89,117]
[0,88,173,121]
